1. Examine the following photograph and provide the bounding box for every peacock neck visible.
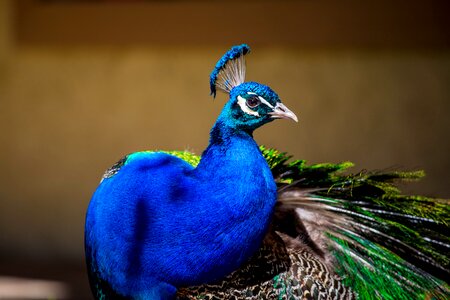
[186,116,277,286]
[211,119,254,144]
[196,119,258,172]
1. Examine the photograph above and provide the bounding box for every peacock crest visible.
[210,44,250,97]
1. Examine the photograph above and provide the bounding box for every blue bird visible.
[85,44,298,299]
[86,45,449,300]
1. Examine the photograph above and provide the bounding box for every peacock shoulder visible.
[101,151,196,182]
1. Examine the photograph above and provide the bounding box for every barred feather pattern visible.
[101,155,128,182]
[177,231,355,300]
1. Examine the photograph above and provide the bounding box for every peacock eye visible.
[246,96,261,108]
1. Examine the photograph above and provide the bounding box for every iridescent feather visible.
[173,147,449,300]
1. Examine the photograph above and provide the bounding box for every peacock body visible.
[85,45,449,300]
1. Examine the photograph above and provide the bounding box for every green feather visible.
[165,150,201,167]
[259,146,449,299]
[113,147,449,299]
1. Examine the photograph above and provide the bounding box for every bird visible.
[85,44,298,299]
[85,44,450,300]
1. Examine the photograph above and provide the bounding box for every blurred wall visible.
[0,0,449,263]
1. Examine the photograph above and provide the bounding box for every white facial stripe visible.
[247,92,275,109]
[258,96,274,109]
[237,95,260,117]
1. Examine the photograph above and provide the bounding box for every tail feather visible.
[175,147,449,299]
[262,146,450,299]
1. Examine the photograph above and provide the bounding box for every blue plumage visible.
[85,45,297,299]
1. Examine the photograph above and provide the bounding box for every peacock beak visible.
[269,103,298,122]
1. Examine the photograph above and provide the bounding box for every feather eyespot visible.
[246,96,261,108]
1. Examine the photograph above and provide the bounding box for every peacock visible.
[85,44,450,300]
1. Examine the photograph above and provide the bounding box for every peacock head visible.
[210,44,297,132]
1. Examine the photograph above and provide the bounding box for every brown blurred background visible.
[0,0,449,299]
